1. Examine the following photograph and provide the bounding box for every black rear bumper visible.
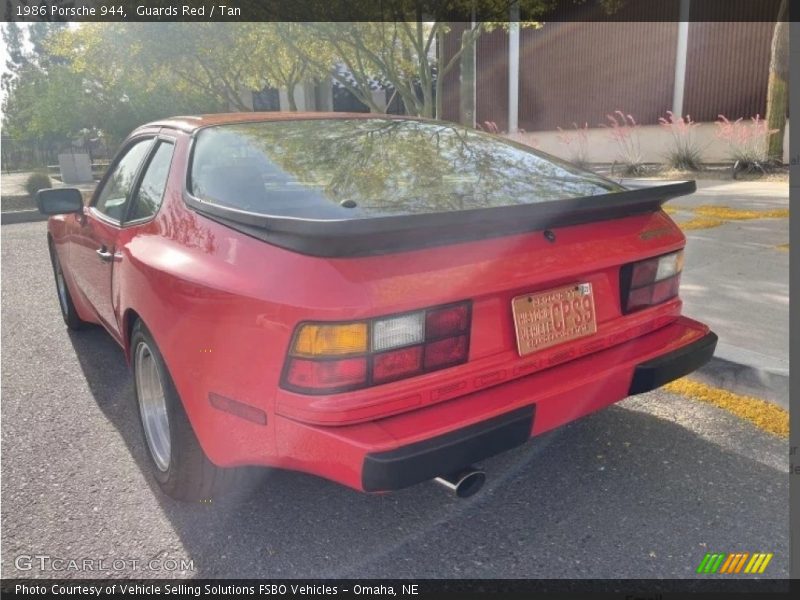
[361,330,716,493]
[628,330,718,395]
[362,405,535,492]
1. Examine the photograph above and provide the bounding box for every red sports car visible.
[38,113,716,501]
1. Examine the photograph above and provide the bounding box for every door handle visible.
[96,246,114,262]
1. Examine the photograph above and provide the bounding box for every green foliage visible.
[24,172,52,197]
[765,0,788,163]
[55,23,326,113]
[1,23,25,96]
[277,21,546,120]
[2,2,628,146]
[2,23,224,147]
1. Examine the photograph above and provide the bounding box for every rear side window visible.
[188,119,622,219]
[129,141,174,221]
[95,139,153,221]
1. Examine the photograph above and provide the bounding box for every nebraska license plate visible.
[511,282,598,356]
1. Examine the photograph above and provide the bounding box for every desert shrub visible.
[715,114,778,176]
[478,121,500,134]
[24,172,52,197]
[659,111,704,171]
[556,122,590,168]
[604,111,645,176]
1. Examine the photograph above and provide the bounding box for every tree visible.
[1,22,25,96]
[57,23,326,113]
[765,0,788,164]
[4,23,224,146]
[276,21,531,120]
[3,63,94,142]
[244,23,333,110]
[275,1,625,122]
[53,23,254,112]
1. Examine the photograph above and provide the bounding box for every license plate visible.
[511,282,597,356]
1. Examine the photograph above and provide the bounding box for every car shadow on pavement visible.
[67,327,789,580]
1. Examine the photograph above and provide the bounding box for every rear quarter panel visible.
[115,134,690,468]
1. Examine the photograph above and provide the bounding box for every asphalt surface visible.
[674,181,789,377]
[623,179,790,407]
[0,221,790,579]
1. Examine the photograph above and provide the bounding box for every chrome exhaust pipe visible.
[434,467,486,498]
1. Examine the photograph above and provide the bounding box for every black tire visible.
[48,240,85,330]
[131,320,239,501]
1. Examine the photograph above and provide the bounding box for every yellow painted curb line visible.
[664,378,789,438]
[665,205,789,231]
[693,205,789,220]
[679,217,723,231]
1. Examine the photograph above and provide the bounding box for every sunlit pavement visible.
[624,179,789,408]
[677,182,788,408]
[0,221,789,579]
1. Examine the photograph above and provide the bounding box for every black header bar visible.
[0,0,791,23]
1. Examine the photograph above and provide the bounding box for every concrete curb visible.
[694,356,789,410]
[1,210,48,225]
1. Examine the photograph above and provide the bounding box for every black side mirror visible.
[36,188,84,215]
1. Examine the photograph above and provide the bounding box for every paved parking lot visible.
[0,221,789,579]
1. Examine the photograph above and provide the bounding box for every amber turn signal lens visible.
[292,323,368,357]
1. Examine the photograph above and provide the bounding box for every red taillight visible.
[285,357,368,392]
[426,304,469,338]
[622,250,684,313]
[652,276,681,304]
[373,345,424,384]
[282,301,472,394]
[424,335,468,370]
[630,260,659,288]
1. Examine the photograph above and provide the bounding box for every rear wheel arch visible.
[47,233,85,330]
[130,318,237,500]
[122,308,142,361]
[124,311,192,424]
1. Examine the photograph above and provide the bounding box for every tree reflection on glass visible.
[190,119,623,219]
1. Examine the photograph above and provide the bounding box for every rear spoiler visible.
[185,180,696,258]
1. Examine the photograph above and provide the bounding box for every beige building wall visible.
[505,120,791,165]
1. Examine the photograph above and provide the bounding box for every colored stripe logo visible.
[696,552,773,574]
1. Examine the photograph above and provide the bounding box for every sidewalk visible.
[0,171,97,196]
[626,179,790,407]
[1,171,97,223]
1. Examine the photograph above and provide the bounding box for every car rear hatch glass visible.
[185,118,695,257]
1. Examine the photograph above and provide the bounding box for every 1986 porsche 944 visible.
[39,113,717,500]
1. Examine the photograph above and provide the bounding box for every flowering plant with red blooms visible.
[715,114,779,175]
[557,122,590,168]
[604,111,645,175]
[658,111,705,171]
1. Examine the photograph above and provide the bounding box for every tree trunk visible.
[421,79,434,118]
[434,28,445,120]
[459,28,475,127]
[766,0,788,163]
[286,83,298,111]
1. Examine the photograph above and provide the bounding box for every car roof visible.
[138,112,414,134]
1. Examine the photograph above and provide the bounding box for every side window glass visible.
[129,141,174,221]
[94,139,152,221]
